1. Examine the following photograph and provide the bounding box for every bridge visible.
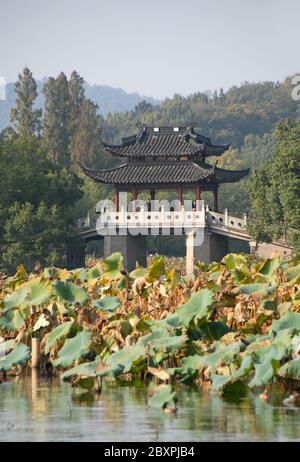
[73,204,250,273]
[72,203,292,274]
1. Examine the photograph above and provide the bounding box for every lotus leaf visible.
[162,289,214,328]
[92,296,120,312]
[44,321,75,354]
[0,342,30,371]
[103,252,123,278]
[148,384,176,409]
[53,280,88,304]
[53,330,92,367]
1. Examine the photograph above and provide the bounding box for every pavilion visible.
[80,125,249,213]
[78,125,250,271]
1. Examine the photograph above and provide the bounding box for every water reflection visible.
[0,374,300,441]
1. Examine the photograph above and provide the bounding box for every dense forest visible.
[0,68,299,272]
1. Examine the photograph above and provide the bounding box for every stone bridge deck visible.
[75,206,250,241]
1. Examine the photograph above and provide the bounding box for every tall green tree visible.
[247,119,300,247]
[10,67,41,136]
[43,73,71,166]
[70,99,102,166]
[69,70,85,137]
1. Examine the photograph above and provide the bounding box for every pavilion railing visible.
[75,205,249,237]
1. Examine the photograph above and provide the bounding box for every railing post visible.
[160,205,164,225]
[243,213,247,226]
[186,230,195,275]
[224,208,229,227]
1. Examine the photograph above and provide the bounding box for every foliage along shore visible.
[1,252,300,411]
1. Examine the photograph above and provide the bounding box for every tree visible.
[247,119,300,248]
[70,99,102,166]
[43,73,71,166]
[2,202,68,273]
[0,135,83,272]
[10,67,41,136]
[68,70,85,139]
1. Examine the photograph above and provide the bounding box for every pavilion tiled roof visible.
[80,162,249,186]
[101,125,230,159]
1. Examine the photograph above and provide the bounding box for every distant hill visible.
[0,80,160,131]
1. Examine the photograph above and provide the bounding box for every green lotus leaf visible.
[162,289,214,328]
[165,268,180,289]
[53,330,92,368]
[238,282,278,297]
[244,333,272,346]
[61,358,100,381]
[103,252,123,278]
[147,256,165,282]
[44,321,75,354]
[53,280,88,304]
[105,344,145,374]
[137,328,187,353]
[120,320,132,338]
[6,265,28,288]
[285,263,300,282]
[200,342,243,372]
[182,354,203,370]
[0,308,25,331]
[22,278,53,305]
[211,374,232,392]
[249,330,292,388]
[92,296,120,312]
[278,359,300,380]
[258,258,280,280]
[199,321,232,341]
[129,267,147,279]
[270,311,300,334]
[148,384,176,409]
[87,265,102,279]
[3,287,30,313]
[0,339,16,356]
[232,354,253,379]
[208,271,221,282]
[249,360,279,388]
[221,253,248,270]
[231,266,253,284]
[0,342,30,371]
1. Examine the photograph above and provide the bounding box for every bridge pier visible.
[104,235,147,271]
[185,229,229,274]
[66,241,86,269]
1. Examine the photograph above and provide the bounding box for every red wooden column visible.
[195,183,201,210]
[177,185,183,210]
[114,185,119,212]
[213,186,219,212]
[131,187,138,211]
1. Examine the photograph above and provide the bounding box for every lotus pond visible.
[2,252,300,441]
[1,374,300,442]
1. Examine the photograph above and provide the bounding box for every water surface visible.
[0,374,300,442]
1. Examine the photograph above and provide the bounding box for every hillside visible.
[0,80,159,130]
[102,77,299,149]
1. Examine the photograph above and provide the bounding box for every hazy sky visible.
[1,0,299,99]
